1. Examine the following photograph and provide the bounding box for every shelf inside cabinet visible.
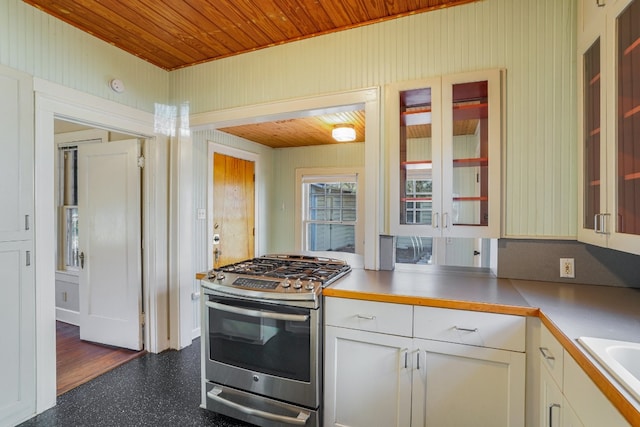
[623,36,640,56]
[589,73,601,86]
[453,196,489,202]
[623,105,640,119]
[452,157,488,167]
[401,197,433,202]
[452,103,488,121]
[624,172,640,181]
[401,160,433,170]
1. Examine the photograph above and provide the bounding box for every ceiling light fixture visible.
[332,124,356,142]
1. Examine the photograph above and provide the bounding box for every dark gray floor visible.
[19,338,253,427]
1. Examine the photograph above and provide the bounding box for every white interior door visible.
[78,139,143,350]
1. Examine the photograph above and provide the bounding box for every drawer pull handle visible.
[356,314,376,320]
[539,347,555,361]
[454,326,478,332]
[548,403,561,427]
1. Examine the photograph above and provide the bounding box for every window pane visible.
[307,224,355,253]
[64,207,80,269]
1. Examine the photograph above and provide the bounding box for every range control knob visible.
[293,279,302,289]
[216,273,225,282]
[281,279,291,288]
[305,280,315,290]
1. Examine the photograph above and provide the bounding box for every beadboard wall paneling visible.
[1,0,168,113]
[270,143,366,253]
[173,0,577,240]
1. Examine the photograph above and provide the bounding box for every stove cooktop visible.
[215,254,351,284]
[202,254,351,303]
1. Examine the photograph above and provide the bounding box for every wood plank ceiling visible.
[24,0,479,71]
[27,0,479,147]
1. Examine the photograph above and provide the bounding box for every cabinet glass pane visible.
[450,81,489,226]
[617,0,640,236]
[584,39,601,230]
[399,86,434,226]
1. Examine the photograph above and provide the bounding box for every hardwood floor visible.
[56,321,146,396]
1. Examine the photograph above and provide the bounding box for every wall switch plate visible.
[197,208,206,220]
[560,258,575,278]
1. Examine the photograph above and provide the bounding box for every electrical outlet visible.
[560,258,575,278]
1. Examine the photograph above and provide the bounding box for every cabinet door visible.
[540,364,565,427]
[607,0,640,254]
[412,338,525,427]
[324,326,412,427]
[578,32,609,247]
[0,240,35,425]
[563,351,629,427]
[0,65,33,242]
[388,77,443,238]
[441,69,502,238]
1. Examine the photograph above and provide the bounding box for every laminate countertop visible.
[323,267,640,425]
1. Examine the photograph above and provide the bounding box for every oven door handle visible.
[205,301,309,322]
[208,386,310,425]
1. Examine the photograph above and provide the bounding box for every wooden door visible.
[78,139,143,351]
[212,153,255,267]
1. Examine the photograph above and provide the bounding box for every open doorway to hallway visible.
[53,119,146,394]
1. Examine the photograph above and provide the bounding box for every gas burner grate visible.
[215,255,350,285]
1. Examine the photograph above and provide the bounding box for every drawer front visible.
[539,324,564,387]
[413,306,525,352]
[324,297,413,337]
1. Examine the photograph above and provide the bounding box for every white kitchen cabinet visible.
[0,64,34,242]
[412,338,525,427]
[537,324,628,427]
[540,361,584,427]
[0,240,35,426]
[578,0,640,256]
[539,325,584,427]
[563,351,629,427]
[324,298,526,427]
[0,65,35,427]
[412,306,526,427]
[387,69,503,239]
[324,325,413,427]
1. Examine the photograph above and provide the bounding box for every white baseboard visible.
[56,307,79,326]
[192,327,201,340]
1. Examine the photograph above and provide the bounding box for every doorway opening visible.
[53,119,146,394]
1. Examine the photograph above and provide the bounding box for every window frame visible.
[295,167,364,256]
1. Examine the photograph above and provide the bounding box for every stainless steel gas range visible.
[201,254,351,427]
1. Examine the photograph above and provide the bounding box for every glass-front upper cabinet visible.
[579,34,607,247]
[388,69,503,239]
[615,0,640,241]
[578,0,640,256]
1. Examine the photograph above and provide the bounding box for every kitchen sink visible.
[578,336,640,402]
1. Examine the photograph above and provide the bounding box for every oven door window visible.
[207,296,312,382]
